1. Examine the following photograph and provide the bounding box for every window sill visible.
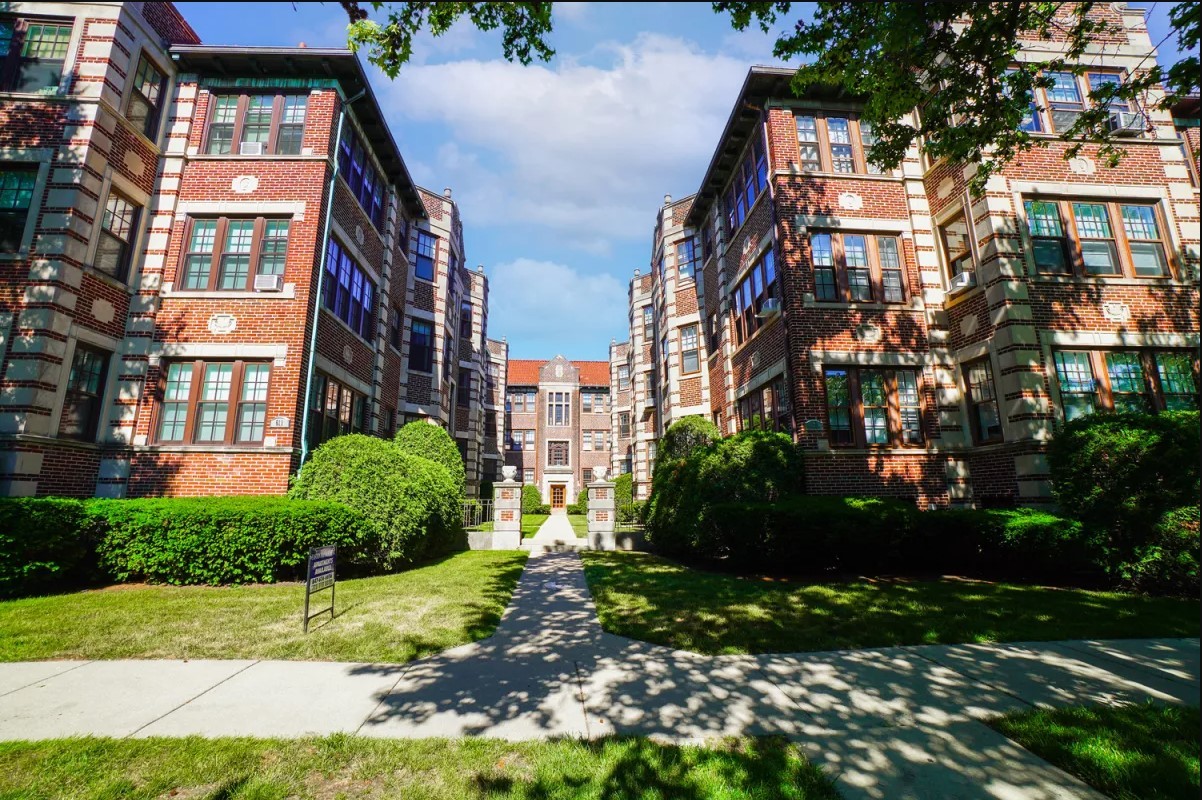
[774,168,902,182]
[81,264,134,293]
[815,444,934,455]
[137,444,293,454]
[729,313,783,359]
[319,307,373,346]
[802,297,923,312]
[1029,274,1181,287]
[942,283,985,310]
[161,284,297,300]
[0,89,73,103]
[187,152,327,161]
[0,251,29,261]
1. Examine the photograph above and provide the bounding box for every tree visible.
[715,1,1200,194]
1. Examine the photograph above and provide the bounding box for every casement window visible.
[414,231,437,282]
[1053,350,1199,420]
[676,236,699,280]
[680,324,700,374]
[737,375,791,433]
[388,307,402,350]
[409,319,434,373]
[811,232,906,303]
[523,468,535,483]
[322,238,375,340]
[964,358,1003,444]
[938,210,975,280]
[618,412,631,439]
[459,299,472,339]
[642,306,653,338]
[823,367,924,447]
[59,344,109,442]
[0,18,72,93]
[126,55,167,140]
[548,440,569,467]
[723,132,769,233]
[1023,198,1171,278]
[1035,70,1132,134]
[0,165,36,252]
[206,93,308,156]
[457,369,471,407]
[336,125,386,228]
[793,112,881,175]
[730,248,778,346]
[547,391,570,427]
[617,365,630,391]
[95,190,141,281]
[157,360,272,445]
[306,372,367,450]
[182,217,289,291]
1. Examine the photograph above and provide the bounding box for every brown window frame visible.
[810,231,907,304]
[792,111,879,175]
[59,343,110,442]
[95,189,142,282]
[305,371,367,451]
[1024,198,1174,280]
[1053,349,1200,421]
[937,208,976,280]
[823,366,926,449]
[964,357,1003,444]
[1035,69,1132,135]
[125,53,168,140]
[547,440,569,467]
[179,216,290,291]
[730,247,778,347]
[203,92,309,156]
[0,16,73,94]
[737,375,791,433]
[680,324,700,374]
[155,359,273,446]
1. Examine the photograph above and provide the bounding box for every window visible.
[859,120,884,174]
[676,236,699,280]
[823,367,924,447]
[507,390,537,413]
[205,93,308,156]
[125,54,167,140]
[723,132,769,232]
[582,431,606,451]
[965,358,1003,444]
[737,377,790,433]
[1023,199,1171,279]
[182,217,289,291]
[1054,350,1198,419]
[730,248,777,346]
[795,115,821,170]
[1005,68,1043,133]
[306,372,367,451]
[618,412,631,439]
[336,125,385,228]
[484,410,497,436]
[457,368,471,407]
[415,231,437,282]
[810,232,906,305]
[388,307,402,350]
[547,392,570,427]
[0,165,36,252]
[323,238,375,339]
[792,112,881,175]
[0,18,72,93]
[157,360,272,445]
[59,344,109,441]
[409,319,434,373]
[707,312,720,354]
[523,468,535,483]
[459,299,472,339]
[680,324,699,374]
[95,190,140,281]
[507,430,535,451]
[1027,70,1133,135]
[938,209,974,280]
[617,365,630,391]
[583,468,593,484]
[642,305,653,338]
[1045,71,1083,132]
[548,441,569,467]
[582,391,601,414]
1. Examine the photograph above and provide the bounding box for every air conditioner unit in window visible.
[948,270,976,292]
[239,141,266,155]
[1107,111,1146,136]
[756,297,782,319]
[253,274,284,292]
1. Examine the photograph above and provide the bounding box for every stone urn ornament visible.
[593,466,608,482]
[501,465,518,482]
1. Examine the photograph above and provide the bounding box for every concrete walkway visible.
[1,551,1198,800]
[522,511,585,551]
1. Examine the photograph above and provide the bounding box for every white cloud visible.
[379,33,751,254]
[487,258,628,357]
[554,3,591,25]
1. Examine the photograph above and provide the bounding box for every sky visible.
[176,2,1194,362]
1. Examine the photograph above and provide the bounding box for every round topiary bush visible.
[291,434,459,569]
[656,416,721,469]
[521,484,543,515]
[393,420,466,497]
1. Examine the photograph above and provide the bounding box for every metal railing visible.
[462,499,494,531]
[615,501,643,532]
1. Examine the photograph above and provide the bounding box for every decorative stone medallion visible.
[938,177,955,199]
[1102,301,1131,323]
[555,364,564,378]
[1069,156,1096,175]
[231,175,259,194]
[838,191,864,211]
[960,314,980,337]
[342,345,353,365]
[123,151,144,178]
[90,298,114,324]
[855,322,883,343]
[354,225,365,246]
[207,313,237,334]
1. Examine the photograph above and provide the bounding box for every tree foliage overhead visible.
[342,1,554,77]
[716,1,1200,194]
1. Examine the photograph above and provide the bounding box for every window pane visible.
[1025,201,1063,237]
[897,371,922,444]
[1032,239,1068,273]
[825,369,851,444]
[219,220,254,289]
[1046,72,1082,104]
[238,402,266,442]
[1054,352,1097,420]
[23,23,72,58]
[259,219,289,276]
[195,402,228,441]
[827,117,851,144]
[1156,353,1198,410]
[241,95,273,145]
[860,371,888,444]
[1104,353,1149,413]
[1080,241,1119,275]
[184,220,217,289]
[1072,203,1112,238]
[207,96,238,154]
[844,234,870,302]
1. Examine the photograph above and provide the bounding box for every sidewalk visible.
[1,551,1197,799]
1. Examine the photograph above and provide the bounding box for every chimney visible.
[443,187,453,198]
[663,193,672,206]
[298,42,306,48]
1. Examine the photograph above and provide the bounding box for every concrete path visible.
[1,551,1198,800]
[523,511,585,551]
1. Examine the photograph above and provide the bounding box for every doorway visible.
[551,484,566,509]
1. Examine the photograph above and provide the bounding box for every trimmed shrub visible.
[614,473,636,523]
[291,434,459,568]
[656,416,721,468]
[0,497,96,598]
[393,421,466,497]
[91,497,376,585]
[479,480,494,500]
[566,489,589,515]
[1119,505,1200,597]
[521,484,544,515]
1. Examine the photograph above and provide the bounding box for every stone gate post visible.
[492,466,522,549]
[587,466,616,550]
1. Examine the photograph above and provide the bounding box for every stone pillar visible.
[491,467,522,550]
[587,471,616,551]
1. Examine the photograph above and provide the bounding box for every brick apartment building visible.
[663,3,1199,507]
[482,337,508,486]
[607,339,632,479]
[0,1,497,498]
[504,356,612,509]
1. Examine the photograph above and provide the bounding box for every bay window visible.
[723,132,768,233]
[730,248,777,346]
[323,237,375,339]
[306,372,366,450]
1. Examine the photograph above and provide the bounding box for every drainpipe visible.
[298,86,367,471]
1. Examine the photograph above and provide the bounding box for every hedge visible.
[614,473,636,523]
[566,489,589,515]
[92,497,376,585]
[0,497,98,598]
[521,484,544,515]
[393,421,467,497]
[1118,505,1200,597]
[656,416,721,468]
[291,434,459,568]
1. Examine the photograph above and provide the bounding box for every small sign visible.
[270,416,290,429]
[303,545,336,632]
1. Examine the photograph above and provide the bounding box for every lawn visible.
[990,703,1200,800]
[568,513,589,537]
[0,551,527,663]
[521,513,549,538]
[580,552,1201,655]
[0,735,840,800]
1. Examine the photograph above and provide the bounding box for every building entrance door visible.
[551,484,566,509]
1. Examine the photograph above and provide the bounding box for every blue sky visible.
[177,2,1193,361]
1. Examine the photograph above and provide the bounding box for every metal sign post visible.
[303,545,336,633]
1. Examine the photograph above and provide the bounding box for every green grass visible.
[990,703,1199,800]
[568,513,589,538]
[0,735,840,800]
[580,552,1201,655]
[0,552,526,663]
[521,513,549,538]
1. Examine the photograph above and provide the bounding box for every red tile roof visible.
[506,359,611,387]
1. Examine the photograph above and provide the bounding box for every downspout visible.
[298,86,367,471]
